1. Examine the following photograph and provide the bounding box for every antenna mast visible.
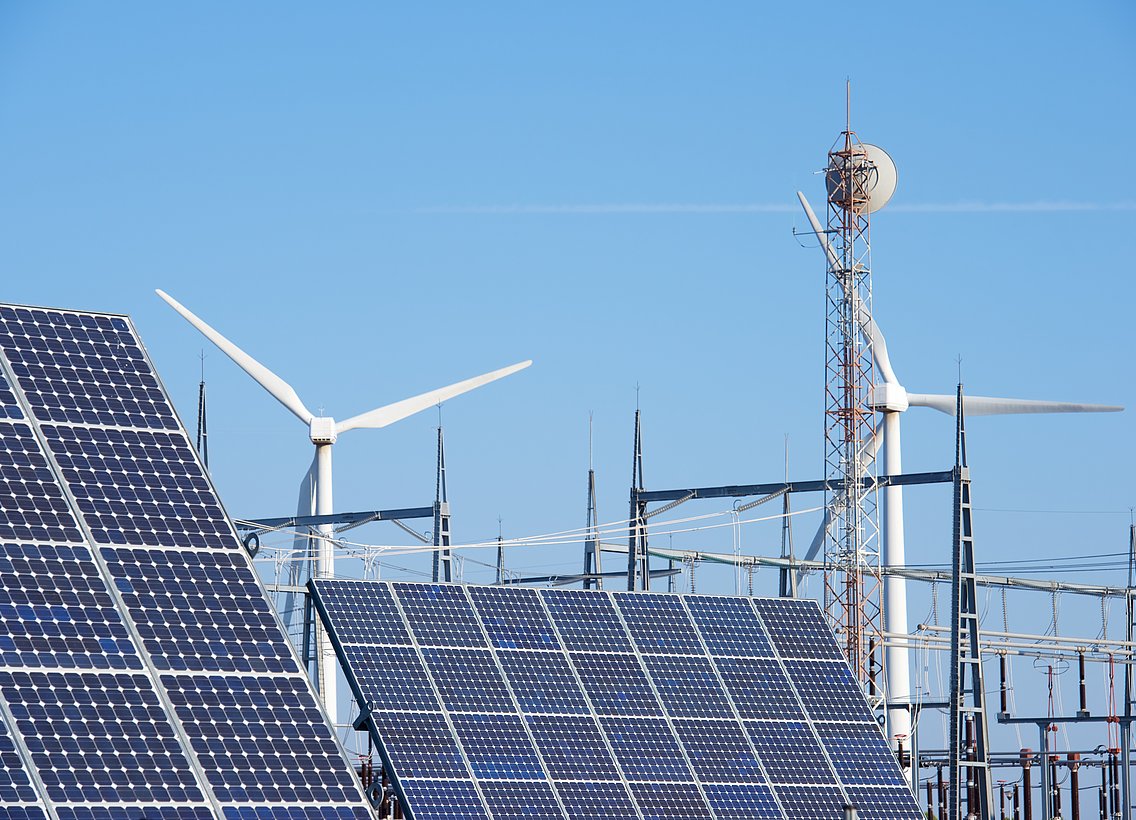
[432,422,452,582]
[584,414,603,589]
[821,82,885,693]
[627,407,649,591]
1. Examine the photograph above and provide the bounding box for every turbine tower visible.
[156,290,532,727]
[796,140,1122,761]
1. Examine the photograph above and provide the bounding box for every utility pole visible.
[432,423,452,583]
[583,414,602,589]
[196,351,209,470]
[627,407,649,591]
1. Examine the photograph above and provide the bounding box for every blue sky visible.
[2,0,1134,752]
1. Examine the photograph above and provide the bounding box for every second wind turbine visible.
[157,289,532,726]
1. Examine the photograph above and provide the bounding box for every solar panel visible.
[0,304,372,818]
[313,580,923,820]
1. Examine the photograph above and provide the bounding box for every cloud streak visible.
[415,201,1136,215]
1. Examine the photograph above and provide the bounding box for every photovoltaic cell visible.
[0,304,371,819]
[397,781,489,820]
[844,785,923,819]
[311,580,412,646]
[0,709,41,805]
[314,579,918,820]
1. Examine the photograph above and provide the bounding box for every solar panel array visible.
[312,580,922,820]
[0,304,372,820]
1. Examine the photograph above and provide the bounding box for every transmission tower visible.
[821,87,884,690]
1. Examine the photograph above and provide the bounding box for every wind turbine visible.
[794,193,1123,756]
[156,289,532,726]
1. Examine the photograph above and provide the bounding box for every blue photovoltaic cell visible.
[103,547,292,674]
[468,586,559,650]
[643,655,733,718]
[570,653,662,716]
[553,782,638,817]
[44,425,233,550]
[714,656,804,720]
[162,674,361,804]
[784,659,876,723]
[629,782,712,820]
[745,721,837,784]
[423,649,515,713]
[0,423,83,543]
[845,785,923,819]
[814,723,907,786]
[539,589,632,652]
[0,307,176,431]
[313,580,412,646]
[479,781,564,820]
[684,595,774,658]
[0,809,46,820]
[599,717,692,782]
[613,592,703,655]
[0,542,139,671]
[497,650,588,715]
[369,712,468,779]
[672,719,763,782]
[0,708,39,804]
[702,783,783,819]
[343,645,440,712]
[0,670,203,804]
[451,714,545,780]
[394,583,486,648]
[397,780,489,820]
[752,598,844,660]
[526,716,619,780]
[775,785,847,820]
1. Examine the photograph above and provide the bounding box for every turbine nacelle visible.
[309,417,338,445]
[869,382,910,413]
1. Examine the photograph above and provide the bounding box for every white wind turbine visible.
[794,194,1123,754]
[156,290,532,726]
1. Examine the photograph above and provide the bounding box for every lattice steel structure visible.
[821,104,884,693]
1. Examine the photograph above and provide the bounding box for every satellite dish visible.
[825,143,897,214]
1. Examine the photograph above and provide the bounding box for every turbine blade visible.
[796,193,900,386]
[907,393,1124,417]
[336,360,533,434]
[156,290,315,424]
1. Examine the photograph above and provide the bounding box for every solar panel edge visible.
[0,699,49,818]
[0,307,373,818]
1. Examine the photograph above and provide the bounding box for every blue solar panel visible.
[0,423,83,543]
[104,547,293,673]
[0,307,176,431]
[479,781,564,820]
[643,655,734,718]
[784,659,877,724]
[394,583,487,648]
[552,782,638,816]
[313,579,412,646]
[220,809,375,820]
[613,591,703,655]
[629,782,712,819]
[569,653,663,716]
[0,542,139,671]
[745,721,837,784]
[539,589,632,652]
[451,714,545,780]
[684,595,775,657]
[845,785,923,819]
[752,598,844,660]
[0,808,46,820]
[344,645,441,712]
[314,579,916,820]
[775,785,847,820]
[0,709,41,805]
[598,717,692,782]
[672,719,764,782]
[526,716,619,780]
[496,650,588,715]
[398,780,489,820]
[0,670,203,804]
[714,656,804,720]
[702,783,783,819]
[814,722,907,786]
[423,649,515,713]
[0,305,372,818]
[468,585,559,650]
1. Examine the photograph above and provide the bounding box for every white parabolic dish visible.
[825,143,897,214]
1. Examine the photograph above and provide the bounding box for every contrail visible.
[414,201,1136,215]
